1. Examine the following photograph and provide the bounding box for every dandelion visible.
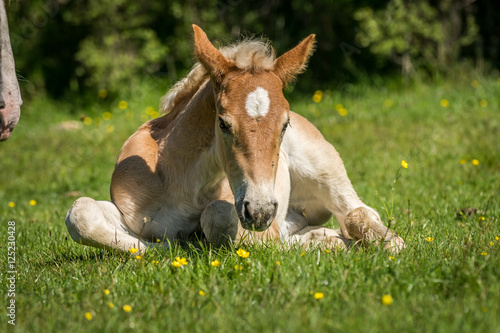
[236,248,250,258]
[234,265,243,271]
[276,261,281,266]
[478,216,485,221]
[102,111,112,120]
[381,294,393,306]
[156,238,161,243]
[384,99,393,108]
[440,99,449,108]
[83,117,93,126]
[103,289,110,295]
[425,237,434,242]
[496,236,499,241]
[108,302,114,309]
[459,159,467,164]
[472,159,480,166]
[401,160,408,169]
[29,200,37,206]
[85,312,93,321]
[8,202,15,208]
[211,260,221,267]
[152,260,159,265]
[123,305,132,312]
[479,99,488,108]
[129,247,138,254]
[118,100,128,110]
[98,89,108,99]
[312,90,323,103]
[172,257,188,267]
[389,256,395,261]
[471,80,479,88]
[199,290,206,296]
[481,251,487,256]
[300,251,306,257]
[313,292,324,300]
[135,256,142,260]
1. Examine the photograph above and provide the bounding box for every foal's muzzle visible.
[238,200,278,231]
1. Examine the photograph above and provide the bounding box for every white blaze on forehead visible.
[245,87,270,118]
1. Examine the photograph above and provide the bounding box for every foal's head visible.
[193,25,315,231]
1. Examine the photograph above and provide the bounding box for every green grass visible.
[1,75,500,332]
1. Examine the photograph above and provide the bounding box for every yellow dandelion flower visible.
[337,107,347,116]
[425,237,434,242]
[128,247,138,254]
[118,100,128,110]
[83,117,93,126]
[312,90,323,103]
[481,251,487,256]
[381,294,393,306]
[29,200,37,206]
[152,260,159,265]
[479,99,488,108]
[211,260,221,267]
[156,238,161,243]
[123,305,132,312]
[103,289,110,295]
[135,255,142,260]
[108,302,114,309]
[471,80,479,88]
[384,99,393,108]
[389,256,395,261]
[85,312,93,321]
[496,236,499,241]
[236,248,250,258]
[98,89,108,99]
[102,111,112,120]
[478,216,485,221]
[172,257,188,267]
[234,265,243,271]
[440,99,449,108]
[472,159,480,166]
[300,251,305,257]
[8,202,15,208]
[199,290,206,296]
[459,159,467,164]
[401,160,408,169]
[276,261,281,266]
[313,292,324,300]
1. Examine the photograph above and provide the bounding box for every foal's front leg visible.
[284,112,405,252]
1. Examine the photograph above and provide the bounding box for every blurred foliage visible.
[5,0,500,99]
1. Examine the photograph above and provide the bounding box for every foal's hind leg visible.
[65,197,158,253]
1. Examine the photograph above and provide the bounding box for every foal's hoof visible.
[345,207,405,253]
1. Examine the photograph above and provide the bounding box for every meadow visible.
[1,73,499,332]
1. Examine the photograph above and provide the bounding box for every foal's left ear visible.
[193,25,235,86]
[274,34,316,86]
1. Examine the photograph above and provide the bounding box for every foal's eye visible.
[281,118,290,138]
[219,117,231,134]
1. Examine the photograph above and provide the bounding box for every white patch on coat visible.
[245,87,270,118]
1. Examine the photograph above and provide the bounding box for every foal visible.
[66,25,404,253]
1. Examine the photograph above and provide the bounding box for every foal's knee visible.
[65,197,98,246]
[344,207,405,252]
[201,200,238,246]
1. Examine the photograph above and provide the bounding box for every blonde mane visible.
[160,39,276,114]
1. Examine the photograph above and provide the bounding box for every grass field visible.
[1,74,499,332]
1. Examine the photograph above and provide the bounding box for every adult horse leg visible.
[283,112,405,252]
[65,197,159,253]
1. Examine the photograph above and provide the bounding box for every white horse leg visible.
[65,197,157,253]
[284,112,405,252]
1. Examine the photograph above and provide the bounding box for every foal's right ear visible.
[193,25,234,86]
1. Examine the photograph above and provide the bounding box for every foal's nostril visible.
[243,201,253,223]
